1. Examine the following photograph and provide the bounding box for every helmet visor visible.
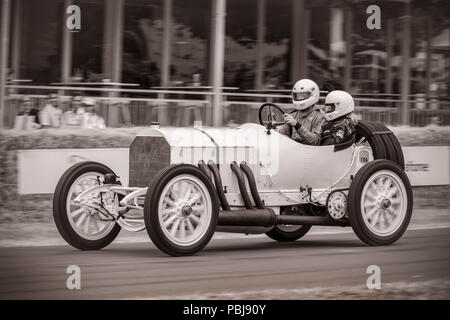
[324,103,336,113]
[293,91,311,101]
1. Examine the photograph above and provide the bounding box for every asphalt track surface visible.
[0,227,449,299]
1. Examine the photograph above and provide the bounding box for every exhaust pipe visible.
[218,208,348,227]
[218,208,276,227]
[240,162,264,209]
[277,215,347,226]
[203,161,262,211]
[206,161,231,211]
[198,160,212,180]
[216,225,274,234]
[230,161,253,209]
[204,161,347,227]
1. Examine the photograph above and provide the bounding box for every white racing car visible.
[53,103,413,256]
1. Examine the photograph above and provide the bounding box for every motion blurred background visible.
[0,0,449,128]
[0,1,449,300]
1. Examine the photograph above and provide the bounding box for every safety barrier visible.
[14,146,450,195]
[4,84,450,128]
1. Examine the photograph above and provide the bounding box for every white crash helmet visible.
[324,90,354,121]
[292,79,320,110]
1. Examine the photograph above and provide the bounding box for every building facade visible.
[0,0,449,126]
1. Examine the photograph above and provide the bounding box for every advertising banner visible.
[403,146,450,186]
[16,146,449,194]
[17,149,129,195]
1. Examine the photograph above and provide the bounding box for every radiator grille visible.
[129,136,170,187]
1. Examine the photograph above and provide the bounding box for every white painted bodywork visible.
[135,123,373,207]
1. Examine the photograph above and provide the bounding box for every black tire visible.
[53,161,121,250]
[355,120,387,159]
[386,133,405,170]
[375,123,405,170]
[348,160,413,246]
[373,122,397,163]
[356,120,405,169]
[266,225,311,242]
[144,164,219,256]
[266,206,312,242]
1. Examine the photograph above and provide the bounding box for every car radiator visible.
[129,136,170,187]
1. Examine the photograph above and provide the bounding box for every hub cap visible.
[66,172,116,240]
[360,170,407,236]
[158,174,212,246]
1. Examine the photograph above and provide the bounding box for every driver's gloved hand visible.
[283,113,298,126]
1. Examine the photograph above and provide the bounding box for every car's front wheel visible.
[144,164,219,256]
[53,161,121,250]
[348,160,413,246]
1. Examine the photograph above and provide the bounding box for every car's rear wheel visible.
[266,225,311,242]
[266,207,312,242]
[374,122,405,170]
[356,120,387,159]
[144,164,219,256]
[348,160,413,246]
[53,162,121,250]
[355,120,404,169]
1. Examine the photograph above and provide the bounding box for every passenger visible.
[277,79,325,146]
[321,90,357,145]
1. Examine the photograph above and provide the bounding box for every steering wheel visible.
[258,103,292,136]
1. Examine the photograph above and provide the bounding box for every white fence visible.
[4,84,450,128]
[17,146,450,195]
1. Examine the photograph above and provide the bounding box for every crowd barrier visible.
[4,85,450,127]
[16,146,450,195]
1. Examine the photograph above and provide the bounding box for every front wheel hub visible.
[380,198,391,209]
[181,205,193,217]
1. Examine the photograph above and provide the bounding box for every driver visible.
[277,79,325,145]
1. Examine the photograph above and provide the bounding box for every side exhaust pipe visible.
[218,208,348,227]
[230,161,253,209]
[240,162,264,209]
[218,208,276,227]
[198,160,212,180]
[206,161,231,211]
[216,225,274,234]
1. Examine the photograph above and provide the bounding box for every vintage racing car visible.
[53,103,413,256]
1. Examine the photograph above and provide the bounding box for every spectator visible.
[40,93,62,128]
[80,98,106,129]
[14,96,41,129]
[62,96,82,127]
[18,96,40,123]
